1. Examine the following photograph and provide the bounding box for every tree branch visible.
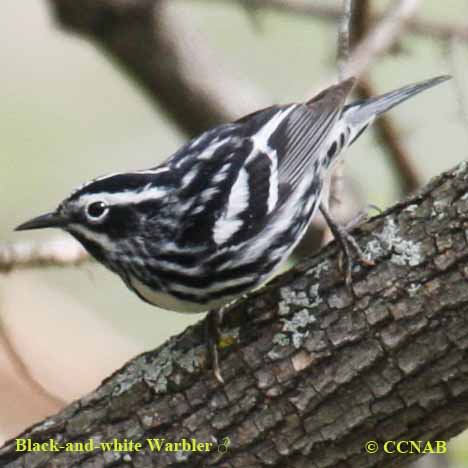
[2,160,468,467]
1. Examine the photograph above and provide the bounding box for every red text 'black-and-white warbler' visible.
[16,75,450,382]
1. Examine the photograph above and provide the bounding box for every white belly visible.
[129,276,231,314]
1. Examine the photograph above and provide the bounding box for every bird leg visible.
[205,309,224,384]
[320,204,375,289]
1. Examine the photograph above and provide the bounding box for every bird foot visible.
[205,309,225,384]
[320,204,376,291]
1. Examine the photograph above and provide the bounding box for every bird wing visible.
[172,78,356,247]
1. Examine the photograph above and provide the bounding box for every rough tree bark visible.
[2,159,468,467]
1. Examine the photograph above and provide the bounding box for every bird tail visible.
[344,75,451,126]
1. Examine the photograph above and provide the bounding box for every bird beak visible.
[15,211,67,231]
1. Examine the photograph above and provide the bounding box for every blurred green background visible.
[1,0,467,464]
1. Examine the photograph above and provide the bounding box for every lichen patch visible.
[365,217,423,267]
[269,309,317,359]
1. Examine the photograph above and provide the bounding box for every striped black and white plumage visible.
[16,75,449,314]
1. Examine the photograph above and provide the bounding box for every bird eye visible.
[86,201,109,221]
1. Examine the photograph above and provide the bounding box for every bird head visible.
[16,169,175,264]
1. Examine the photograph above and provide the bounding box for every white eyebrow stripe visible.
[93,168,170,180]
[137,168,170,175]
[77,186,168,207]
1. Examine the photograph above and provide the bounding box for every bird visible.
[16,75,450,382]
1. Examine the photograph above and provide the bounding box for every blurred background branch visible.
[0,316,65,408]
[337,0,422,81]
[48,0,268,137]
[0,237,89,273]
[337,0,353,79]
[357,78,424,193]
[216,0,468,43]
[350,0,423,194]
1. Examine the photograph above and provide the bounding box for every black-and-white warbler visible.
[16,75,449,381]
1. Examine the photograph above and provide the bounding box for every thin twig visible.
[220,0,468,43]
[341,0,422,80]
[330,0,368,209]
[307,0,422,95]
[337,0,353,80]
[304,0,359,252]
[328,0,354,211]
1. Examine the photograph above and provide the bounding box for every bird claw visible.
[337,227,375,289]
[321,204,375,292]
[212,362,224,385]
[205,309,225,384]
